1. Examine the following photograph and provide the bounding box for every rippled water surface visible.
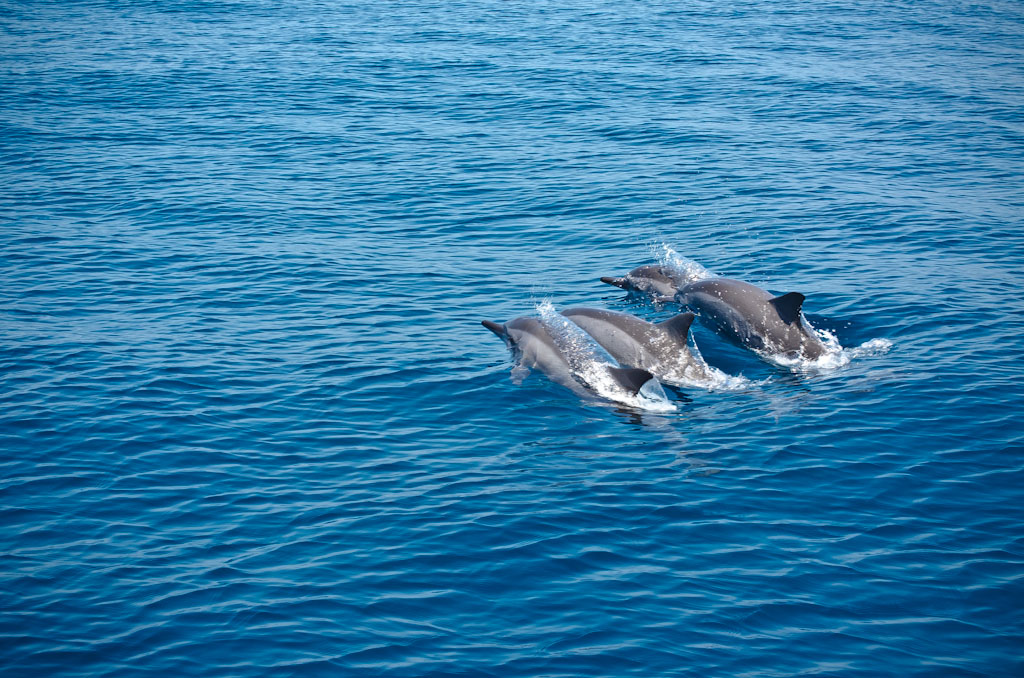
[3,1,1023,676]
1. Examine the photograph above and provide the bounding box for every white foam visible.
[763,324,893,373]
[535,300,677,412]
[848,337,895,357]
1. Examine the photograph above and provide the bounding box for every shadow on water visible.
[661,384,694,404]
[611,404,677,427]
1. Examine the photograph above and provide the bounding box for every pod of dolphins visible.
[483,262,830,407]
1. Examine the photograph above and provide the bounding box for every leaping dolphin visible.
[601,266,828,360]
[561,308,717,386]
[481,316,666,404]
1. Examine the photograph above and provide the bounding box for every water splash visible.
[510,363,531,385]
[536,300,677,412]
[683,338,758,391]
[765,325,894,373]
[848,338,894,357]
[651,243,714,286]
[536,299,616,367]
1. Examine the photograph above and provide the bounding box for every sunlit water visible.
[2,1,1023,677]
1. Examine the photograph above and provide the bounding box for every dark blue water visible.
[3,1,1023,676]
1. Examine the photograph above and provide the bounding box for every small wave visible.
[535,300,677,413]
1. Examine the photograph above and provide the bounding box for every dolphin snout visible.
[601,276,628,289]
[481,320,505,337]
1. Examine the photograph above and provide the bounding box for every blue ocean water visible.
[2,0,1023,675]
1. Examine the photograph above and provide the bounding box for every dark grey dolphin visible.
[676,278,827,360]
[600,265,828,360]
[481,317,659,400]
[600,265,683,299]
[561,308,716,386]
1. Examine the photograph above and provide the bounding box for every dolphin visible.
[561,307,716,386]
[481,316,662,402]
[675,278,827,360]
[600,265,828,360]
[600,265,685,298]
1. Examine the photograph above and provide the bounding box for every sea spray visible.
[652,244,715,286]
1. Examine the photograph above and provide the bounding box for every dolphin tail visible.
[607,366,657,396]
[481,320,506,337]
[769,292,806,325]
[600,276,628,289]
[657,312,695,342]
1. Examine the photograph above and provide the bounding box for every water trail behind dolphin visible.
[535,300,676,412]
[763,325,894,372]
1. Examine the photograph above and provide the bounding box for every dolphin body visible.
[678,278,826,360]
[561,308,715,386]
[601,266,827,360]
[481,316,659,400]
[600,265,684,298]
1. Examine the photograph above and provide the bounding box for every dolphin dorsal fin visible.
[657,312,695,342]
[769,292,806,324]
[607,366,655,396]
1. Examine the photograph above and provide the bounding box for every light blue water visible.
[2,1,1023,676]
